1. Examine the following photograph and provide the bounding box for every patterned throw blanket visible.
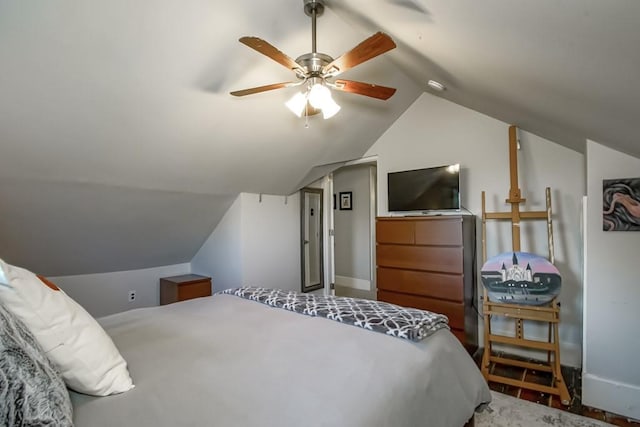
[221,287,449,341]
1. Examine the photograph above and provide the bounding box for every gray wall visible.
[51,263,190,317]
[191,195,243,292]
[0,179,234,276]
[365,93,585,366]
[334,165,373,285]
[583,140,640,419]
[193,92,587,368]
[192,193,301,292]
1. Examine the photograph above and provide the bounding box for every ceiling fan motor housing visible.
[295,52,333,77]
[303,0,324,17]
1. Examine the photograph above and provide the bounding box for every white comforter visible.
[71,293,491,427]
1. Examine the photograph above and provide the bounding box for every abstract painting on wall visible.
[603,177,640,231]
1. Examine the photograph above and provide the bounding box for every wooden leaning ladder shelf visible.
[480,125,571,405]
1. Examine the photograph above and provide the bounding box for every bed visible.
[69,289,491,427]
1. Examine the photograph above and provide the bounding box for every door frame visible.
[325,156,378,296]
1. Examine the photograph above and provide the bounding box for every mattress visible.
[70,293,491,427]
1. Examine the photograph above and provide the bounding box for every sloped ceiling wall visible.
[0,1,421,274]
[1,1,639,275]
[329,0,640,157]
[0,179,235,275]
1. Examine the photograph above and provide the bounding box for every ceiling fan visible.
[230,0,397,119]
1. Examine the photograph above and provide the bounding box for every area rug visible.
[476,391,614,427]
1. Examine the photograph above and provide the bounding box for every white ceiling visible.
[1,0,638,274]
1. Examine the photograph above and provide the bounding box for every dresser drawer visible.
[377,267,463,302]
[414,218,463,246]
[376,220,415,244]
[376,245,463,274]
[377,290,465,329]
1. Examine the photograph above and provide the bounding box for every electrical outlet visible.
[128,291,136,302]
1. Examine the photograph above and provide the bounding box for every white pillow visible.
[0,259,134,396]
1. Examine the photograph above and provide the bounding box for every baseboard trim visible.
[335,275,371,291]
[582,373,640,420]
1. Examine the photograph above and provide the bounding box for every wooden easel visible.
[480,125,571,405]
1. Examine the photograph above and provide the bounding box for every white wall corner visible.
[240,192,301,291]
[582,373,640,420]
[191,193,243,292]
[583,140,640,418]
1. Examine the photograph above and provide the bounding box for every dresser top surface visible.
[377,214,472,221]
[160,274,211,284]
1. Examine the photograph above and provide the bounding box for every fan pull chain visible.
[304,88,310,128]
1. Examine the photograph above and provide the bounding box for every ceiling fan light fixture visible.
[308,82,341,119]
[308,83,331,109]
[287,80,341,119]
[285,92,307,117]
[320,97,341,119]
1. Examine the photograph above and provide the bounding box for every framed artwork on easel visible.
[479,125,570,406]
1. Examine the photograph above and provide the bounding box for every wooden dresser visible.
[376,215,478,353]
[160,274,212,305]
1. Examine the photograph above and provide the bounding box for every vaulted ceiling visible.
[1,0,638,275]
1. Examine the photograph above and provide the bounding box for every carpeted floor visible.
[477,391,615,427]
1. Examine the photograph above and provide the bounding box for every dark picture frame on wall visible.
[339,191,352,210]
[603,177,640,231]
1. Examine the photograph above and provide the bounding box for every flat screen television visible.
[387,164,460,212]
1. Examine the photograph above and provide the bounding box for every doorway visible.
[331,162,377,300]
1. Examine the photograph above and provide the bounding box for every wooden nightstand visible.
[160,274,212,305]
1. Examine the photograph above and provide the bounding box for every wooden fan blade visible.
[333,79,396,100]
[323,32,396,77]
[239,37,305,74]
[230,81,298,97]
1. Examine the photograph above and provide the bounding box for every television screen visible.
[387,164,460,211]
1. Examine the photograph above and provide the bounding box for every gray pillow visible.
[0,301,74,426]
